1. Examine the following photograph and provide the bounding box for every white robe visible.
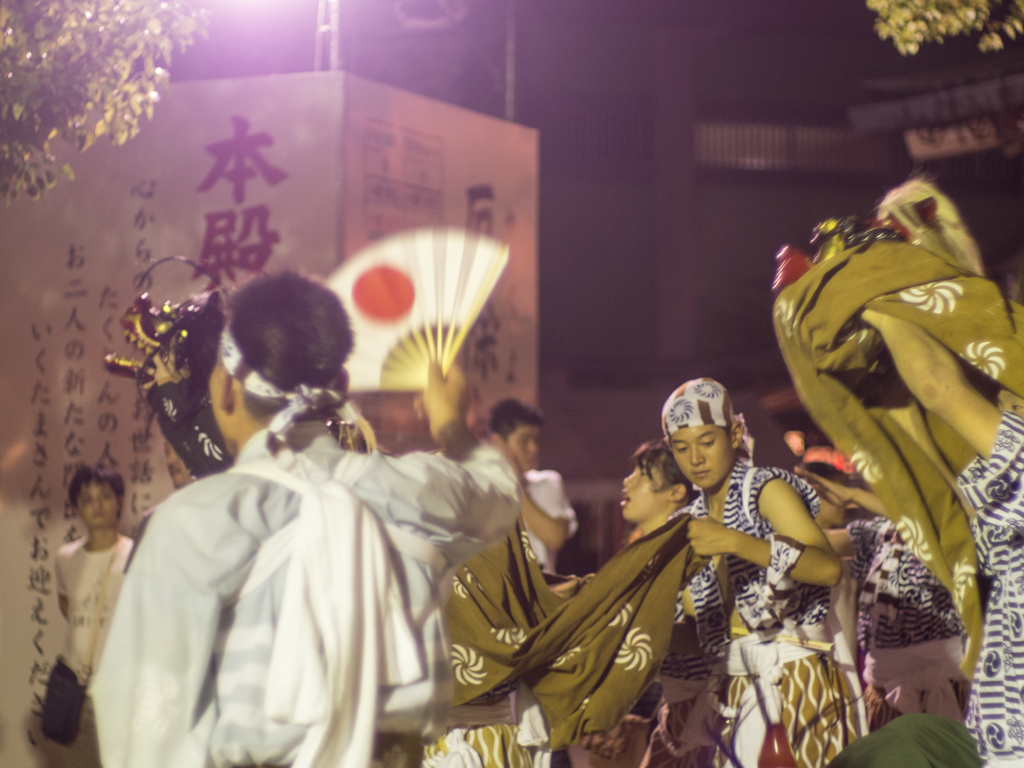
[91,424,520,768]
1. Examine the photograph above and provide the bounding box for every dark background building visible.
[171,0,1024,565]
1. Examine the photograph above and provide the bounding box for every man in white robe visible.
[91,272,520,768]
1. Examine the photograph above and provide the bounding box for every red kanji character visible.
[195,205,280,285]
[197,116,287,204]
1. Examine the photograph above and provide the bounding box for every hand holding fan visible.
[328,227,510,391]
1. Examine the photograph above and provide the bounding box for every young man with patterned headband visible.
[659,378,855,768]
[91,272,520,768]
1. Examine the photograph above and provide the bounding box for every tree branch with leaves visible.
[870,0,1024,54]
[0,0,207,201]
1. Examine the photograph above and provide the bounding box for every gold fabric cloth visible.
[446,519,706,750]
[773,238,1024,675]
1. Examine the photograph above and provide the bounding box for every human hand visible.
[999,389,1024,417]
[424,362,468,433]
[423,362,476,457]
[688,517,739,557]
[142,348,185,391]
[793,466,856,509]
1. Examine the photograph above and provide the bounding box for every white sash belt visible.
[676,622,833,767]
[863,636,966,722]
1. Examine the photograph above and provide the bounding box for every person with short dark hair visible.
[488,398,576,572]
[49,463,133,768]
[622,439,690,540]
[613,441,714,768]
[92,272,519,768]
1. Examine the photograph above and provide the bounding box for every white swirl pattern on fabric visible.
[964,341,1006,380]
[898,281,964,314]
[850,448,882,483]
[552,647,581,668]
[615,628,653,671]
[520,530,537,561]
[452,645,487,686]
[609,603,634,628]
[490,627,527,646]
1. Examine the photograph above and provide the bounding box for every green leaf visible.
[0,0,208,201]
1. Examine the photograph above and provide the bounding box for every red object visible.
[914,196,937,223]
[759,723,798,768]
[772,245,812,294]
[352,265,416,322]
[803,445,855,474]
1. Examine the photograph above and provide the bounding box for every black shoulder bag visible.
[41,544,117,744]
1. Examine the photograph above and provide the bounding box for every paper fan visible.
[328,227,510,391]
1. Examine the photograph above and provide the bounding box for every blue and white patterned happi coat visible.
[668,462,830,666]
[960,411,1024,760]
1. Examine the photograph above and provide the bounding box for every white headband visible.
[219,327,344,442]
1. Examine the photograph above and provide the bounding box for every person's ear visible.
[335,367,350,396]
[210,363,238,416]
[730,421,744,450]
[224,375,243,416]
[668,483,689,505]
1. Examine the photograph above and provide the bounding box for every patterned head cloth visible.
[661,378,754,463]
[661,378,734,434]
[219,327,344,443]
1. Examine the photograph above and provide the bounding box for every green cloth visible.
[446,519,705,749]
[826,713,981,768]
[773,237,1024,676]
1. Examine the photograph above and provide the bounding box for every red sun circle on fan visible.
[352,266,416,322]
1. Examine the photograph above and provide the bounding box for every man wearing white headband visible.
[655,378,855,768]
[92,272,520,768]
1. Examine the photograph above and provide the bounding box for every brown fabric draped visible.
[446,519,706,750]
[772,237,1024,676]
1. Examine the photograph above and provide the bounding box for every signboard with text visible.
[0,71,537,767]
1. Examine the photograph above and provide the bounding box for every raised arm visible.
[423,362,478,460]
[861,308,1001,460]
[794,465,887,517]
